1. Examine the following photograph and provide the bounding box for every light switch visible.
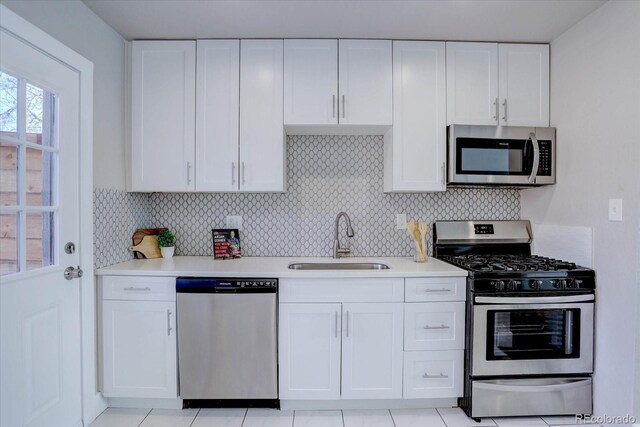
[608,199,622,222]
[226,215,243,230]
[396,214,407,230]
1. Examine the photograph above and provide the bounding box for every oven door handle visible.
[475,294,594,304]
[528,132,540,184]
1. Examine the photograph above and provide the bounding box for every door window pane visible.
[0,142,18,206]
[26,211,55,271]
[0,71,18,139]
[26,147,55,206]
[25,83,55,147]
[0,212,18,275]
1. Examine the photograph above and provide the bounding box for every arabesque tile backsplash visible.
[94,135,520,267]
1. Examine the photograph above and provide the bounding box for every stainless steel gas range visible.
[433,220,595,420]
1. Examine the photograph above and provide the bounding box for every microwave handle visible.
[528,132,540,184]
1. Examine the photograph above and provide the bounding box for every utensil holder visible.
[413,239,427,263]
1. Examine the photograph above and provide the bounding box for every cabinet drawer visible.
[405,277,465,302]
[403,350,463,398]
[102,276,176,301]
[404,302,465,351]
[279,278,404,302]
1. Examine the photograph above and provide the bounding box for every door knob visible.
[64,266,84,280]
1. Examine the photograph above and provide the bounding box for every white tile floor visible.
[89,407,604,427]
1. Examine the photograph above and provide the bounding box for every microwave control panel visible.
[537,140,553,176]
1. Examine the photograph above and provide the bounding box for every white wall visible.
[521,0,640,417]
[3,0,127,190]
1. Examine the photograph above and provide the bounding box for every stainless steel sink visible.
[288,262,390,271]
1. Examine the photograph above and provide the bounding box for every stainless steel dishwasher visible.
[176,277,278,404]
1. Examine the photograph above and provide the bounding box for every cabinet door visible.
[279,303,341,400]
[338,40,392,125]
[446,42,498,125]
[196,40,240,191]
[341,303,403,399]
[102,300,177,398]
[284,39,338,125]
[499,44,549,127]
[385,41,446,192]
[131,41,196,191]
[239,40,285,192]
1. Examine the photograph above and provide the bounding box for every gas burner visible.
[441,254,579,273]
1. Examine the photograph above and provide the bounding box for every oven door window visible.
[456,138,533,176]
[487,308,581,360]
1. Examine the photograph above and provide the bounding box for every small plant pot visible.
[161,246,175,258]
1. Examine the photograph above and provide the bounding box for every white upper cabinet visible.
[195,40,240,192]
[447,42,549,126]
[130,41,196,191]
[240,40,285,192]
[385,41,446,192]
[498,44,550,126]
[284,39,338,125]
[339,40,393,126]
[446,42,499,126]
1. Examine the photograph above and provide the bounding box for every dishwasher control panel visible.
[176,277,277,293]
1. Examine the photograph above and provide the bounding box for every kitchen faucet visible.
[333,212,355,258]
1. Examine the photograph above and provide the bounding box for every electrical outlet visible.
[608,199,622,222]
[226,215,243,230]
[396,214,407,230]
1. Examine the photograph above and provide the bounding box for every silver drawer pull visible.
[423,324,450,330]
[423,372,448,379]
[167,310,173,336]
[423,288,451,293]
[124,287,151,291]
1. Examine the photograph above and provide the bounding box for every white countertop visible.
[96,256,467,278]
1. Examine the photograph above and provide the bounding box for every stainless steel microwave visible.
[447,125,556,186]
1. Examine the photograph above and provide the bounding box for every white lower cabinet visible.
[404,301,465,351]
[279,303,342,400]
[341,302,404,399]
[403,350,463,398]
[100,275,177,399]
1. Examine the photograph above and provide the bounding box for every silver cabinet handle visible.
[64,266,83,280]
[341,95,345,119]
[124,286,151,291]
[424,324,450,330]
[335,311,339,338]
[167,310,172,336]
[502,99,508,122]
[424,288,451,293]
[241,162,246,186]
[231,162,236,186]
[493,97,498,121]
[441,162,445,186]
[528,132,540,184]
[187,162,192,185]
[345,310,349,337]
[332,94,336,118]
[423,372,448,379]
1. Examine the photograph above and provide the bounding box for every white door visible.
[386,41,446,192]
[239,40,285,192]
[130,41,196,192]
[446,42,499,125]
[102,300,177,398]
[284,39,338,125]
[0,28,84,427]
[278,303,341,400]
[498,44,550,127]
[196,40,240,191]
[338,40,392,125]
[341,303,403,399]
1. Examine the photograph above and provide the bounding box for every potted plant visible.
[157,229,176,258]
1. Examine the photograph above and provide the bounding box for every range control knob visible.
[491,280,506,291]
[552,279,566,289]
[566,279,576,289]
[529,280,543,290]
[506,280,520,291]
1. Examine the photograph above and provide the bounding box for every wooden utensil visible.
[407,221,426,262]
[418,221,428,262]
[128,235,162,259]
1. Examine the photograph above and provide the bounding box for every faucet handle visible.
[336,247,351,257]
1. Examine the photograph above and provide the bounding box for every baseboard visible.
[106,397,183,409]
[280,398,458,410]
[83,391,107,426]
